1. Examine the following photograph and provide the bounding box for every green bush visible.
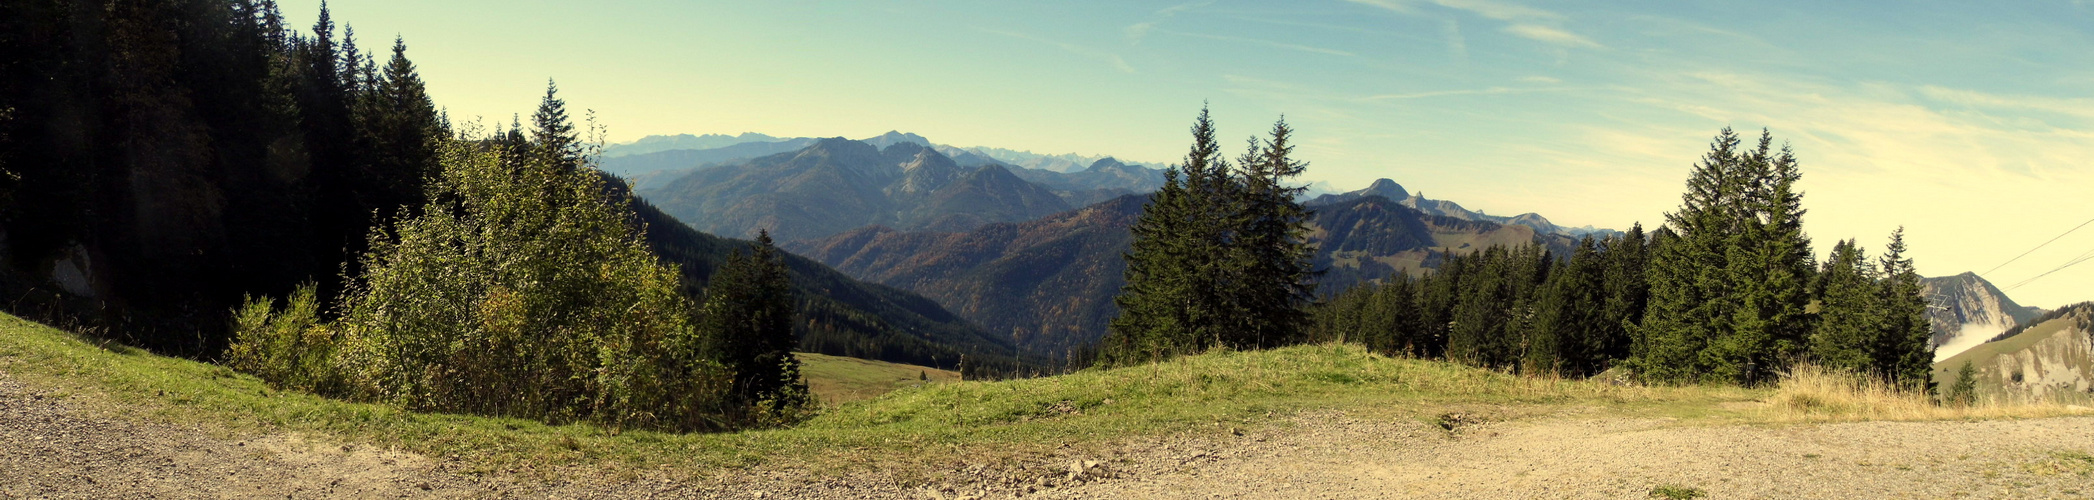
[225,284,342,395]
[230,136,736,432]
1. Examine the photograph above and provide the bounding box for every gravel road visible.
[6,371,2092,499]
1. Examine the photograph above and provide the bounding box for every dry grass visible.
[1761,364,2094,422]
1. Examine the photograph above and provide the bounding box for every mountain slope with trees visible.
[786,170,1575,358]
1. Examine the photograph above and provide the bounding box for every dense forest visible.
[1100,115,1934,390]
[1309,129,1936,390]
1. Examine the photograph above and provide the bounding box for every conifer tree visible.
[1227,118,1317,349]
[1531,237,1606,375]
[700,230,811,418]
[1873,227,1935,392]
[1810,239,1878,372]
[1598,224,1649,367]
[531,79,580,168]
[1634,130,1744,382]
[1101,107,1228,365]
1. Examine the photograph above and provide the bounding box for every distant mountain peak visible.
[862,131,932,149]
[1086,157,1129,172]
[1362,179,1409,201]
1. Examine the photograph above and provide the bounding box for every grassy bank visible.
[0,312,1824,480]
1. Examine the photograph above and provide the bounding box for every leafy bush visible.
[225,284,343,395]
[230,134,737,431]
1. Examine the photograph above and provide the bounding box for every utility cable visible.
[2004,245,2094,292]
[1983,216,2094,277]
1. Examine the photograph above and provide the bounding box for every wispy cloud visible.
[1126,0,1213,44]
[1156,29,1356,57]
[1346,0,1599,49]
[1503,24,1600,48]
[977,28,1136,73]
[1359,85,1575,100]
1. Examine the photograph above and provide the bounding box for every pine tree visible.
[1598,224,1649,368]
[531,79,579,168]
[1873,227,1935,392]
[1810,239,1877,372]
[1634,130,1743,382]
[1227,117,1317,349]
[1531,237,1607,375]
[700,230,811,418]
[1100,107,1232,365]
[1946,360,1977,406]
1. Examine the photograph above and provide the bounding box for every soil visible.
[6,372,2093,499]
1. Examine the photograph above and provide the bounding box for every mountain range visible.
[634,138,1165,242]
[607,176,1028,374]
[784,184,1579,357]
[601,132,791,158]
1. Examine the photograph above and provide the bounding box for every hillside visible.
[795,352,958,405]
[1921,272,2046,360]
[1933,303,2094,401]
[7,311,2091,498]
[637,139,1073,242]
[612,176,1027,374]
[786,194,1575,356]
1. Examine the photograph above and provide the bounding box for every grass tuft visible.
[1648,484,1705,499]
[1762,364,2094,422]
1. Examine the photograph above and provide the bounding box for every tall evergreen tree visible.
[1634,129,1744,382]
[1810,239,1878,372]
[1226,117,1317,349]
[531,79,579,168]
[700,230,811,415]
[1873,227,1935,392]
[1598,224,1650,368]
[1101,107,1229,365]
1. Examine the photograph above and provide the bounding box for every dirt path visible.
[1026,411,2094,499]
[8,369,2093,499]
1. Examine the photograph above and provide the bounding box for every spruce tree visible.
[532,79,580,168]
[1531,237,1606,375]
[1598,224,1650,368]
[1226,118,1317,349]
[1873,227,1935,392]
[701,230,811,416]
[1101,108,1228,365]
[1810,239,1878,372]
[1634,130,1744,382]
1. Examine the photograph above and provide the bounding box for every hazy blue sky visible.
[289,0,2094,307]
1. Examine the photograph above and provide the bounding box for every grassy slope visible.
[797,352,959,406]
[0,312,1764,479]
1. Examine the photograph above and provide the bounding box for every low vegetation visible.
[4,313,1763,476]
[1762,364,2091,422]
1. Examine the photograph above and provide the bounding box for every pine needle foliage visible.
[1100,108,1316,366]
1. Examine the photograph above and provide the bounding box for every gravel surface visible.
[7,370,2093,499]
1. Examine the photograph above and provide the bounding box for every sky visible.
[288,0,2094,308]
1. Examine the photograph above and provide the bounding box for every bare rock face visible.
[1922,272,2045,360]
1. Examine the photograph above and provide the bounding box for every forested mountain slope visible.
[611,177,1028,374]
[786,193,1575,356]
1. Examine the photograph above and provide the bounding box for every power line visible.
[1983,216,2094,277]
[2004,245,2094,292]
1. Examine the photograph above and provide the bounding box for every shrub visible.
[230,136,737,432]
